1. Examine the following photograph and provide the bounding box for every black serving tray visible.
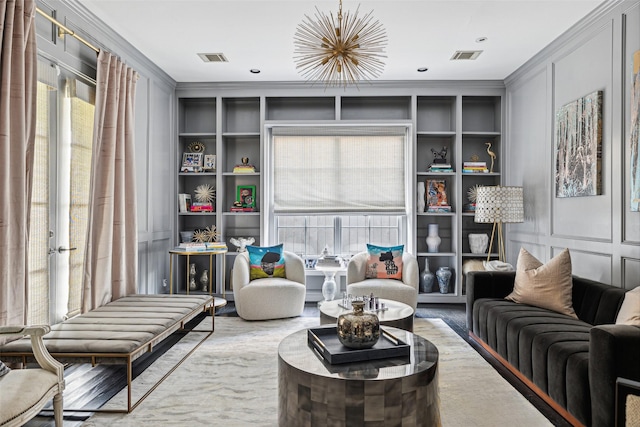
[307,326,410,364]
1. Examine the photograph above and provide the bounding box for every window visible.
[275,215,404,260]
[28,60,95,325]
[266,124,412,260]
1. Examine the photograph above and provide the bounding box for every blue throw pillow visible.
[247,244,286,280]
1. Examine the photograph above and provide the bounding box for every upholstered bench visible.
[0,294,215,413]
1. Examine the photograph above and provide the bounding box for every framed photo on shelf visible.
[203,154,216,171]
[181,152,203,172]
[237,185,256,208]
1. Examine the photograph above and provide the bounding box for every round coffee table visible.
[278,326,440,426]
[319,298,414,331]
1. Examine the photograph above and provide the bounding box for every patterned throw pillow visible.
[364,244,404,280]
[247,244,286,280]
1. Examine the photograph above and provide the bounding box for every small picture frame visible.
[181,152,203,171]
[237,185,256,208]
[203,154,216,171]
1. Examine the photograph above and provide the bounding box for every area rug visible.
[82,316,551,426]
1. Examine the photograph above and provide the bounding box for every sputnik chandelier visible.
[294,0,388,88]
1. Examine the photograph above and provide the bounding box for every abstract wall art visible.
[631,50,640,212]
[555,90,603,198]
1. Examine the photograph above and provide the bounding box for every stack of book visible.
[230,206,255,212]
[428,163,453,173]
[175,242,227,252]
[462,162,489,173]
[190,202,214,212]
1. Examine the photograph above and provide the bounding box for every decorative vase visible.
[426,223,441,253]
[337,300,380,349]
[189,263,197,291]
[436,266,452,294]
[200,269,209,292]
[468,233,489,254]
[417,182,426,213]
[420,259,436,293]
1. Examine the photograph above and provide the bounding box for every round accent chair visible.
[346,251,419,310]
[232,251,306,320]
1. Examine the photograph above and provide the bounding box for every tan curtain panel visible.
[82,51,138,312]
[0,0,37,326]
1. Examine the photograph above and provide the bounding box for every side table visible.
[319,298,414,331]
[169,248,227,296]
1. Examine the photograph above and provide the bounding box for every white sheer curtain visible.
[0,0,37,326]
[82,51,138,312]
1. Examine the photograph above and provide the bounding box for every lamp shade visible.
[474,186,524,224]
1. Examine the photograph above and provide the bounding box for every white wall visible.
[505,0,640,288]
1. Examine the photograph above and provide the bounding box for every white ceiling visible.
[79,0,605,83]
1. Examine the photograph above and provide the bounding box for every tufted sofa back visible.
[571,276,626,325]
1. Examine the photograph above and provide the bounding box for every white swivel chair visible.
[0,325,65,427]
[232,251,307,320]
[346,251,419,310]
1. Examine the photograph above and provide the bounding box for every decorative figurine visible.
[230,237,255,252]
[430,147,448,164]
[486,142,497,173]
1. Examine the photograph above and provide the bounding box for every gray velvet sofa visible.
[466,271,640,427]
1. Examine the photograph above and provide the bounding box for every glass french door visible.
[28,60,95,325]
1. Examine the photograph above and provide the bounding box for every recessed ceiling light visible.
[476,37,488,43]
[249,69,261,74]
[417,67,429,72]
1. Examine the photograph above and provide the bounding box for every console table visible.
[278,326,440,426]
[168,248,227,295]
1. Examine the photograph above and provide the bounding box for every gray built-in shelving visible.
[175,91,503,303]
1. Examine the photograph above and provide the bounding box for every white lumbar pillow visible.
[615,286,640,326]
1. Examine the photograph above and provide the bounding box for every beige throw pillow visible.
[615,286,640,326]
[506,248,577,318]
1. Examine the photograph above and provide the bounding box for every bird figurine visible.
[229,237,255,252]
[485,142,497,173]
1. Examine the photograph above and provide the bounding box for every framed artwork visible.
[203,154,216,171]
[426,179,448,206]
[237,185,256,208]
[555,90,603,198]
[181,152,203,172]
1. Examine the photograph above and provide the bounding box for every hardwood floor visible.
[26,302,570,427]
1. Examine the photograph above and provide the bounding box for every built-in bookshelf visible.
[175,92,503,302]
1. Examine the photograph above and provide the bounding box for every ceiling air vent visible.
[450,50,483,60]
[198,53,229,63]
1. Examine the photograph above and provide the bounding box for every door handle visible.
[58,246,77,253]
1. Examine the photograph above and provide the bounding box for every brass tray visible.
[307,326,410,365]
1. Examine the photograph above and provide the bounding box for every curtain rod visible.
[36,7,100,53]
